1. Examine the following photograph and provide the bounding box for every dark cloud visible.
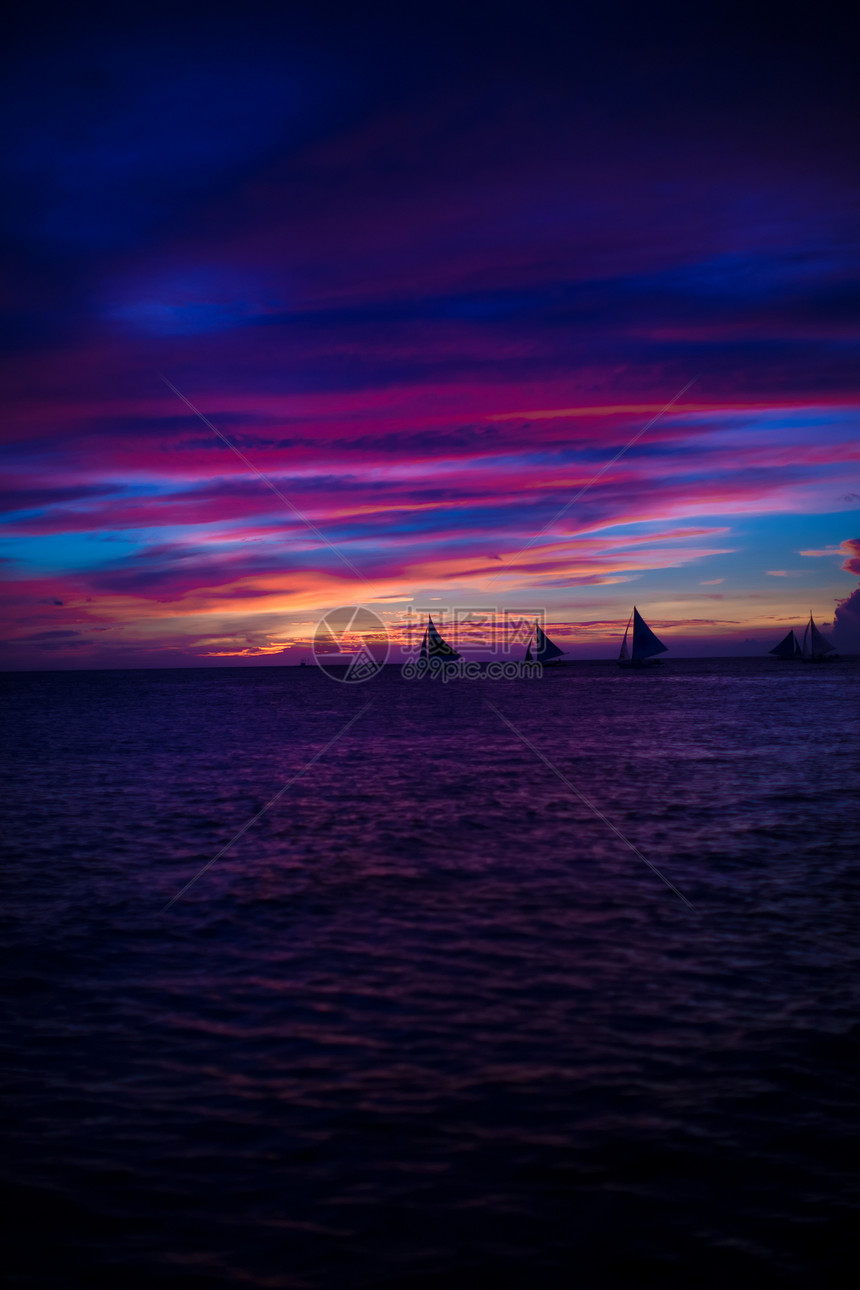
[21,629,80,640]
[831,540,860,652]
[0,484,116,513]
[833,587,860,652]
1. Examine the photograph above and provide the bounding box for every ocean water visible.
[2,658,859,1288]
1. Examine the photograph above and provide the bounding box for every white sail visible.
[631,606,667,660]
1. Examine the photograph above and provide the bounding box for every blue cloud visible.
[0,39,336,251]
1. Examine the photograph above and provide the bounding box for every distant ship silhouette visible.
[767,615,837,661]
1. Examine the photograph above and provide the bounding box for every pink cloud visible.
[840,537,860,577]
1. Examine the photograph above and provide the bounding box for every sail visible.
[631,607,667,661]
[423,616,461,660]
[524,643,533,662]
[809,616,835,657]
[618,615,631,661]
[535,621,564,662]
[768,629,799,659]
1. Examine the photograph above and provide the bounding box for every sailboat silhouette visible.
[618,607,668,668]
[800,613,837,663]
[767,629,802,660]
[524,620,566,666]
[419,616,461,661]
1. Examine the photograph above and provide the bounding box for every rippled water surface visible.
[2,659,860,1288]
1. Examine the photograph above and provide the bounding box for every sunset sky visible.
[2,1,859,667]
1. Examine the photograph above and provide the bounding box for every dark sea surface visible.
[2,658,860,1289]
